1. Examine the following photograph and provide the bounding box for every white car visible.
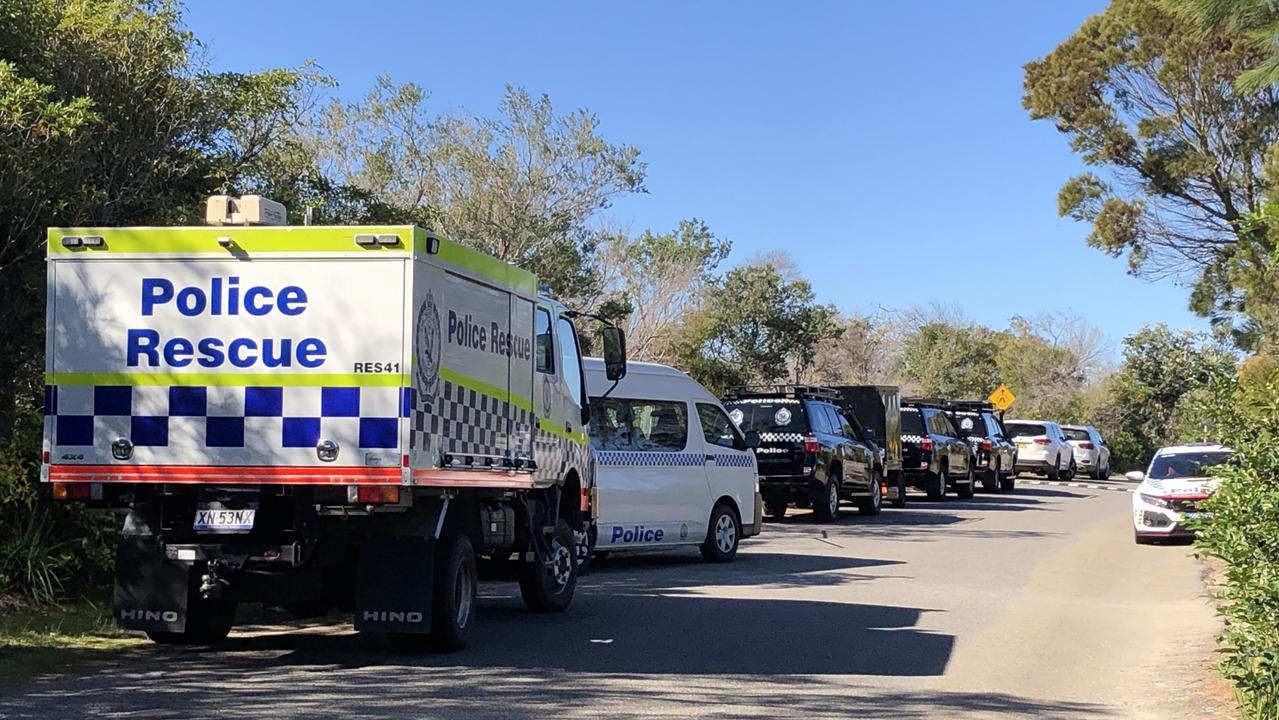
[1005,419,1075,480]
[1128,443,1232,545]
[1062,424,1112,479]
[583,358,761,563]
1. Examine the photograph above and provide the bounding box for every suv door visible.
[834,409,873,491]
[934,411,969,475]
[805,401,842,485]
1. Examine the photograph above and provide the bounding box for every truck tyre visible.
[926,466,948,501]
[145,593,236,645]
[429,533,477,652]
[812,478,841,522]
[857,469,883,516]
[700,502,741,563]
[519,520,577,613]
[890,471,907,509]
[957,463,975,499]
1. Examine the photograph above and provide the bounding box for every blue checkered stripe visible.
[46,385,410,450]
[713,453,755,468]
[594,450,704,467]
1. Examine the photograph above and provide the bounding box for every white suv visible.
[1062,425,1111,480]
[1005,420,1075,480]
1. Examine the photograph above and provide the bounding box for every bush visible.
[1193,375,1279,719]
[0,409,114,606]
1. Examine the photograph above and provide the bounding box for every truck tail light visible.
[348,485,400,504]
[1033,438,1052,446]
[920,438,934,453]
[51,482,91,501]
[802,434,820,454]
[1078,442,1095,449]
[980,440,992,452]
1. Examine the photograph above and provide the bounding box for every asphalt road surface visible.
[0,478,1229,719]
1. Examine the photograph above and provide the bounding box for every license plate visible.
[194,508,256,532]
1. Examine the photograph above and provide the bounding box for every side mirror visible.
[744,430,761,450]
[861,428,875,443]
[1125,471,1145,483]
[602,326,627,381]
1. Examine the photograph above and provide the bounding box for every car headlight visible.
[1139,493,1170,509]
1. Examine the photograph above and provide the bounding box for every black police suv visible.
[900,399,975,500]
[725,386,881,522]
[945,400,1018,493]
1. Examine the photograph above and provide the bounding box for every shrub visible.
[1194,375,1279,719]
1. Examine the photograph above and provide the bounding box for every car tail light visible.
[920,437,934,452]
[980,440,992,452]
[1033,438,1051,446]
[1078,442,1095,449]
[802,434,820,454]
[51,482,91,501]
[348,485,400,504]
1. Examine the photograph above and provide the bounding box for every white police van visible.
[583,358,761,562]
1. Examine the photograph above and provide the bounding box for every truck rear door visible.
[46,228,409,483]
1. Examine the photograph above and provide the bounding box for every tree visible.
[594,219,730,364]
[994,315,1094,418]
[1172,0,1279,91]
[810,314,901,386]
[900,323,1001,398]
[309,80,647,296]
[1023,0,1279,343]
[675,261,839,393]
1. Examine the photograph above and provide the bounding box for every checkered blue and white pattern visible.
[902,434,926,444]
[712,453,755,468]
[759,432,805,443]
[594,450,704,467]
[47,384,410,451]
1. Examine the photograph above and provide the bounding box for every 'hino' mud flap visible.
[113,536,193,633]
[354,536,435,634]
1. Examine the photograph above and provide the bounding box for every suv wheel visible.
[890,471,907,509]
[1066,460,1077,481]
[957,463,975,499]
[926,465,948,502]
[981,461,998,493]
[857,469,883,516]
[765,502,787,521]
[1047,457,1060,481]
[813,478,841,522]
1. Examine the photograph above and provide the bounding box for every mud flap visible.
[354,536,435,634]
[113,536,192,634]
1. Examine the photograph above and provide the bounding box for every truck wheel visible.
[574,525,597,569]
[700,502,741,563]
[519,520,577,613]
[430,533,477,652]
[145,593,236,645]
[812,479,841,522]
[890,472,907,509]
[957,464,975,499]
[926,466,947,501]
[857,470,883,516]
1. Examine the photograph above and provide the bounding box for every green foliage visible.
[1171,0,1279,92]
[1024,0,1279,343]
[675,262,839,394]
[901,323,1001,399]
[1192,369,1279,719]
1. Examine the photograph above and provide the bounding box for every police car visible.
[1128,443,1232,544]
[583,359,761,562]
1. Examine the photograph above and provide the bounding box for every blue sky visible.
[183,1,1205,347]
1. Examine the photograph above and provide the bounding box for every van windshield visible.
[725,401,810,434]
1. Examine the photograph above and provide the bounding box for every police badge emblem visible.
[415,291,442,398]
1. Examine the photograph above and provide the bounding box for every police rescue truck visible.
[41,195,626,650]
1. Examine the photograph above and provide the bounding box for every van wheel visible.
[926,466,948,501]
[813,479,841,522]
[519,520,577,613]
[857,470,883,516]
[890,471,907,509]
[700,502,741,563]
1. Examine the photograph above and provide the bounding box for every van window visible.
[630,401,688,451]
[535,308,554,374]
[589,398,688,452]
[697,403,742,449]
[556,317,584,407]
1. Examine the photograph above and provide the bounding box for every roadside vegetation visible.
[0,0,1275,713]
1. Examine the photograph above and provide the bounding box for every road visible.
[0,478,1229,719]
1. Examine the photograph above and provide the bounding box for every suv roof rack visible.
[724,384,840,402]
[945,399,995,413]
[903,397,995,413]
[902,396,949,408]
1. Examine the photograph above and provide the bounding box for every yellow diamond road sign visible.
[988,385,1016,411]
